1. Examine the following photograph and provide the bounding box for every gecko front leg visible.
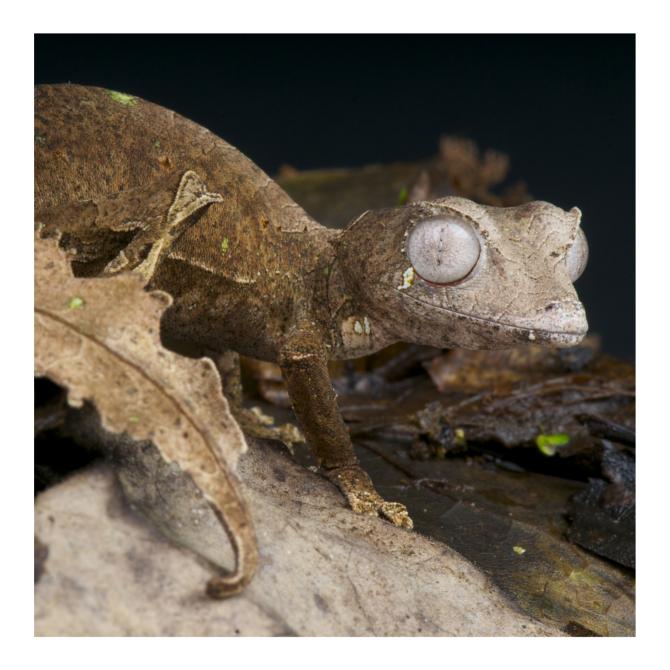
[279,325,413,529]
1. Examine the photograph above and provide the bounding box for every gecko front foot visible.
[325,466,414,529]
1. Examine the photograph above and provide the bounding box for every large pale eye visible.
[406,217,480,285]
[565,228,589,282]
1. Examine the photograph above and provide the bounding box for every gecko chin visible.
[493,323,587,348]
[395,293,588,350]
[444,313,587,349]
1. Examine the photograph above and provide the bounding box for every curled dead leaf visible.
[34,233,258,596]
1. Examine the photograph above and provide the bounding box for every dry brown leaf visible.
[423,337,602,393]
[34,233,258,596]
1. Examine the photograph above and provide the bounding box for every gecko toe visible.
[325,466,414,529]
[379,502,414,529]
[349,498,381,516]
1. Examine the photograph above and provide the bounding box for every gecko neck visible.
[315,237,397,360]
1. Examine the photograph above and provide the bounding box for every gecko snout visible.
[525,299,588,347]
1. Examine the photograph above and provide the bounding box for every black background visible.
[35,35,635,359]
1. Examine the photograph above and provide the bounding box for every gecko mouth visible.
[400,293,588,347]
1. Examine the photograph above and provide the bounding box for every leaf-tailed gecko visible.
[35,84,588,531]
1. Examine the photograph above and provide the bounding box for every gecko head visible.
[336,197,589,350]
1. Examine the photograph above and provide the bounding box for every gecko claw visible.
[379,502,414,529]
[325,465,414,530]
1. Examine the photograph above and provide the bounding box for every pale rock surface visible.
[35,437,560,636]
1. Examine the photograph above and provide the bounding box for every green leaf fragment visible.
[108,90,137,106]
[513,545,526,555]
[397,187,409,206]
[67,296,85,310]
[535,433,570,456]
[454,427,467,447]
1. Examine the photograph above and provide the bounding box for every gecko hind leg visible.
[211,350,304,451]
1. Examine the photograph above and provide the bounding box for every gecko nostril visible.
[536,301,588,337]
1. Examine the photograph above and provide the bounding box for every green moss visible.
[107,90,137,106]
[67,296,85,310]
[535,433,570,456]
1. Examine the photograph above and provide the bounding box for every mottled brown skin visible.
[35,84,588,535]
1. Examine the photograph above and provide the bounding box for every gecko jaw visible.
[399,292,588,348]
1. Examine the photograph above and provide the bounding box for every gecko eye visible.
[407,217,481,285]
[565,228,589,282]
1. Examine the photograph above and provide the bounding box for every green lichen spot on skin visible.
[397,187,409,206]
[535,433,570,456]
[221,238,229,254]
[107,90,137,106]
[67,296,85,310]
[513,545,526,555]
[397,267,415,290]
[129,416,140,424]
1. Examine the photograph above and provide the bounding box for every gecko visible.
[35,84,589,535]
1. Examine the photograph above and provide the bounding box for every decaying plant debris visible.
[276,135,531,231]
[35,132,634,636]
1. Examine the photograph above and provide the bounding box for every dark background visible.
[35,34,635,359]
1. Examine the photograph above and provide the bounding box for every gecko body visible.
[35,84,588,535]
